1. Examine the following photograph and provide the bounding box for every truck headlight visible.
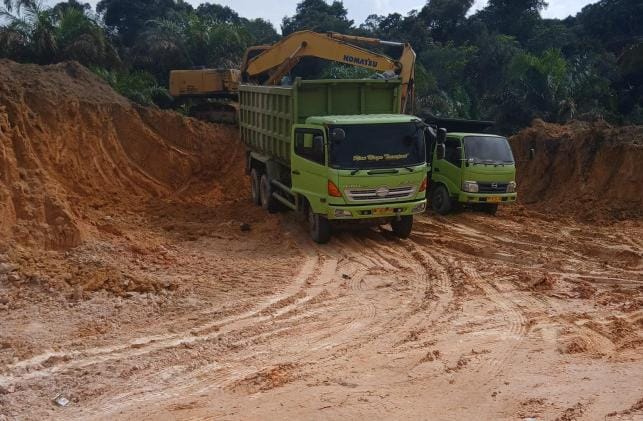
[412,202,427,213]
[334,209,352,218]
[462,181,479,193]
[507,181,517,193]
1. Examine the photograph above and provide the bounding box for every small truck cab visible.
[428,132,517,215]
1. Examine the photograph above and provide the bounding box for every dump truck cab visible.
[294,114,427,218]
[428,132,517,215]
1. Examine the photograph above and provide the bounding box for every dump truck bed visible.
[239,78,402,165]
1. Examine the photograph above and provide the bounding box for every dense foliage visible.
[1,0,641,131]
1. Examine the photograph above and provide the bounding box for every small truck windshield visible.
[464,136,514,164]
[329,123,425,169]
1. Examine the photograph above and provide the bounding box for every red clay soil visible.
[0,60,246,251]
[509,119,643,221]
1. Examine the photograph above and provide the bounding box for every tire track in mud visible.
[408,216,531,414]
[0,252,324,386]
[31,252,339,417]
[457,263,527,387]
[7,212,639,419]
[74,229,450,417]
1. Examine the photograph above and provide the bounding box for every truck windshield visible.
[464,136,514,164]
[329,123,425,170]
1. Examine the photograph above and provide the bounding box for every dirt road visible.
[1,202,641,420]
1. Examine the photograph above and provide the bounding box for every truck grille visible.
[478,182,508,193]
[345,185,417,202]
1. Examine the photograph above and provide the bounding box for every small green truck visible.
[427,131,518,215]
[239,79,428,243]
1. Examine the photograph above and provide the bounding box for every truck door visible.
[290,125,328,212]
[433,136,463,196]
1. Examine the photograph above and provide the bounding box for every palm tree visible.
[1,0,57,63]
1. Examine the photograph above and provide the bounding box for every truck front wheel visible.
[480,203,498,216]
[260,174,279,213]
[391,215,413,238]
[431,185,452,215]
[250,168,261,206]
[308,207,331,244]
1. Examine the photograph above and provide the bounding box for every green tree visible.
[418,0,474,43]
[281,0,353,35]
[475,0,548,42]
[54,6,119,67]
[1,0,118,66]
[196,3,240,24]
[93,67,171,105]
[576,0,643,49]
[96,0,178,45]
[507,48,572,123]
[1,0,59,63]
[242,18,279,44]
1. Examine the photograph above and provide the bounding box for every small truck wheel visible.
[250,169,261,206]
[260,174,279,213]
[431,185,452,215]
[308,207,331,244]
[481,203,498,216]
[391,215,413,238]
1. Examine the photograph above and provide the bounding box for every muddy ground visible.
[1,202,641,420]
[0,60,642,420]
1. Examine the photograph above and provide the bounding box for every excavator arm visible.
[242,30,416,114]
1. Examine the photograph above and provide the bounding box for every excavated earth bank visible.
[509,119,643,221]
[0,59,245,251]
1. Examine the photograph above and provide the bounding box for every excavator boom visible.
[169,30,417,123]
[242,30,416,113]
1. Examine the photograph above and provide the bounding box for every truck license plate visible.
[373,208,392,215]
[487,196,501,203]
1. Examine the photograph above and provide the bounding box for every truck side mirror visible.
[437,128,447,144]
[529,148,535,160]
[331,128,345,142]
[436,143,446,160]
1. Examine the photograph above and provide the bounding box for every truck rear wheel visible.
[431,185,452,215]
[391,215,413,238]
[260,174,279,213]
[250,168,261,206]
[308,207,331,244]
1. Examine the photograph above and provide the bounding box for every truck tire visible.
[431,185,452,215]
[308,207,331,244]
[480,203,498,216]
[250,168,261,206]
[259,174,279,213]
[391,215,413,238]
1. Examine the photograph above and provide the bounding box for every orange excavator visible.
[169,30,416,122]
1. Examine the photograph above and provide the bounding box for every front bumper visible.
[326,199,427,220]
[458,192,517,204]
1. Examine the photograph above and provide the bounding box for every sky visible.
[47,0,600,31]
[211,0,599,29]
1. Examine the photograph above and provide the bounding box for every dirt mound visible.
[509,119,643,221]
[0,60,246,250]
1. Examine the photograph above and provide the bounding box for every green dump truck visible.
[240,79,428,243]
[423,116,518,215]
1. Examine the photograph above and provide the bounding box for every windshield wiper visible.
[404,167,414,172]
[367,169,399,175]
[350,168,361,175]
